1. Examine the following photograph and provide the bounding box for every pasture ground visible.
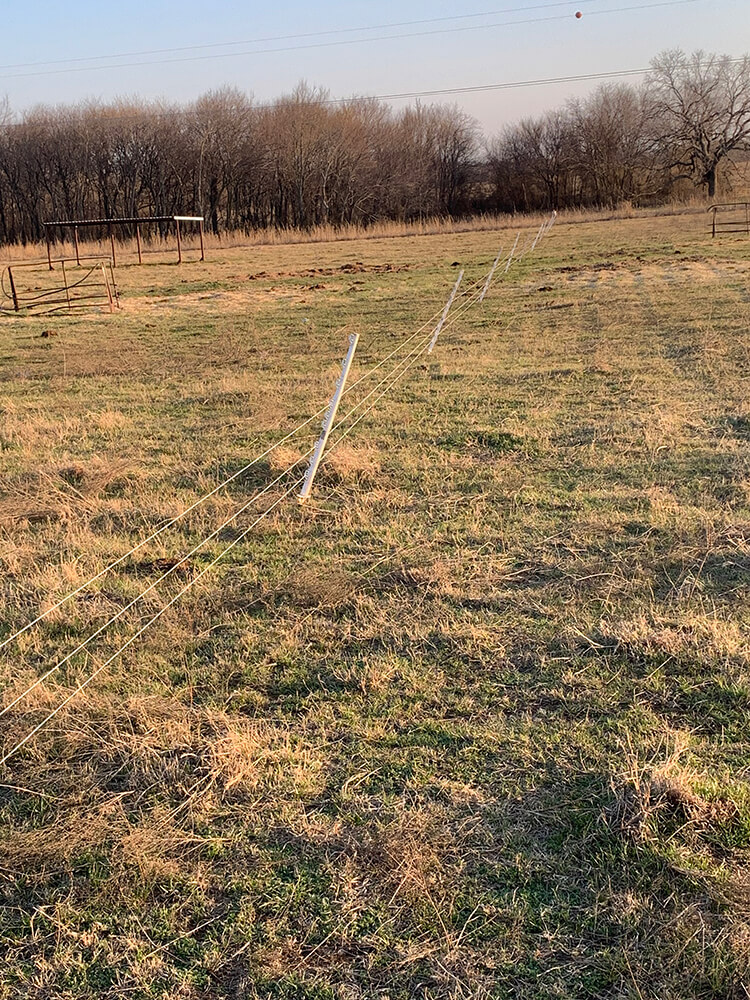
[0,211,749,998]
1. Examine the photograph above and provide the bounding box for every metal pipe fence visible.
[0,256,119,315]
[43,215,205,268]
[708,202,750,238]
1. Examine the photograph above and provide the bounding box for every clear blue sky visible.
[2,0,748,133]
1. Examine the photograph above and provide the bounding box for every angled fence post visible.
[299,333,359,503]
[7,267,19,312]
[428,269,464,355]
[101,264,115,313]
[504,231,520,273]
[479,247,503,303]
[530,219,546,253]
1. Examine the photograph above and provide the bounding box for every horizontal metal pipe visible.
[44,215,204,227]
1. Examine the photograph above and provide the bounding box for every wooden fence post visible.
[7,266,19,311]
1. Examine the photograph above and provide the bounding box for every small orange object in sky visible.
[575,10,582,16]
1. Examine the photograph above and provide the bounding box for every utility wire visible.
[6,54,746,132]
[0,0,614,72]
[0,0,700,81]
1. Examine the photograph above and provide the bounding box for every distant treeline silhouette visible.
[0,49,747,245]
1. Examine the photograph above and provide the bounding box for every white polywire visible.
[0,477,304,768]
[0,254,504,766]
[0,329,451,761]
[0,244,523,749]
[324,286,485,450]
[0,456,313,719]
[0,284,488,720]
[0,408,328,654]
[0,292,461,656]
[2,243,519,668]
[0,318,454,722]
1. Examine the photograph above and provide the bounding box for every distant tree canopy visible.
[646,50,750,198]
[488,50,750,212]
[0,85,480,245]
[0,48,747,246]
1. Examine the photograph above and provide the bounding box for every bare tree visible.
[569,84,658,206]
[647,49,750,198]
[430,105,479,216]
[488,111,576,212]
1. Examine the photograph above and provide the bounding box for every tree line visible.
[0,48,748,246]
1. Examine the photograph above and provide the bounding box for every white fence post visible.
[530,219,546,253]
[428,269,464,355]
[299,333,359,503]
[504,231,521,273]
[479,247,503,304]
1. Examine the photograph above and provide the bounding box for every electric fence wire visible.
[0,214,551,674]
[0,225,522,657]
[0,214,556,764]
[0,293,483,767]
[0,218,544,676]
[0,284,469,654]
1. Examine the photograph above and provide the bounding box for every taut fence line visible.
[0,213,557,768]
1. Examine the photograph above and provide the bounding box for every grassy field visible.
[0,210,749,999]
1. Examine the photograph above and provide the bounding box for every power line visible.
[0,67,651,130]
[328,67,650,104]
[0,0,700,82]
[3,58,725,133]
[0,0,613,73]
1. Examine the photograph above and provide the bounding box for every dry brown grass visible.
[0,199,714,271]
[0,208,749,998]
